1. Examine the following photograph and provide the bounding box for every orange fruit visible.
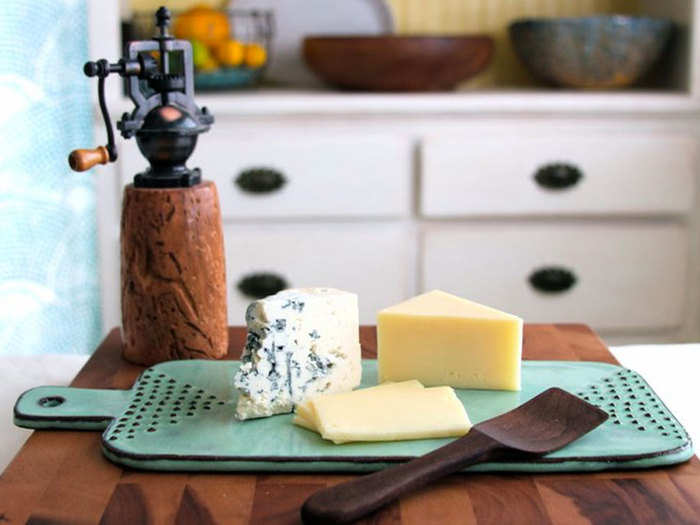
[244,43,267,68]
[173,6,230,48]
[214,39,245,67]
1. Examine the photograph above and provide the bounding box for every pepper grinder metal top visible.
[69,6,213,188]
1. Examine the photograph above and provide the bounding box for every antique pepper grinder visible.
[69,7,228,365]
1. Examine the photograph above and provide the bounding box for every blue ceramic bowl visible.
[509,15,674,88]
[194,68,263,91]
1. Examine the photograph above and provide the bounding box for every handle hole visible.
[237,272,289,299]
[235,167,287,193]
[534,163,583,190]
[38,396,65,408]
[529,267,577,293]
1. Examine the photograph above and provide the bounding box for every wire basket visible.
[127,8,274,90]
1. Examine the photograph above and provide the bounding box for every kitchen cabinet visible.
[90,0,700,344]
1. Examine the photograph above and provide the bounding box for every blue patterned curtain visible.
[0,0,101,353]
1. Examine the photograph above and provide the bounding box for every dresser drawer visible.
[120,135,411,219]
[422,224,687,331]
[421,135,695,217]
[224,224,414,324]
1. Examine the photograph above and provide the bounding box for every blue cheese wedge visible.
[233,288,362,420]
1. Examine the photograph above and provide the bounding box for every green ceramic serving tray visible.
[14,360,694,473]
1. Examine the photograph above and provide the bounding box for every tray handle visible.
[14,386,131,430]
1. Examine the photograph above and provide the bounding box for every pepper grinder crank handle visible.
[68,57,153,171]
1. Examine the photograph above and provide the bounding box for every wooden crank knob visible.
[68,146,110,172]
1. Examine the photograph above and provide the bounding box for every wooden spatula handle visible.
[68,146,110,172]
[301,429,502,525]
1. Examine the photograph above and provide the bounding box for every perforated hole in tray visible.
[576,368,689,441]
[104,369,226,443]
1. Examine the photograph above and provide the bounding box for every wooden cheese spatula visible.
[301,387,608,525]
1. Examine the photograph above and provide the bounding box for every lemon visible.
[198,56,219,73]
[244,43,267,68]
[214,39,245,67]
[191,39,215,70]
[173,6,230,48]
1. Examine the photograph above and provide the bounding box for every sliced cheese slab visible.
[294,383,471,444]
[293,380,424,431]
[378,290,522,391]
[292,414,317,432]
[294,403,316,425]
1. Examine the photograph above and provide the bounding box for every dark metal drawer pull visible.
[235,167,286,193]
[534,163,583,190]
[237,272,288,299]
[529,267,577,293]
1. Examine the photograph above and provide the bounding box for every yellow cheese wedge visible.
[293,380,424,432]
[310,385,471,444]
[378,290,522,391]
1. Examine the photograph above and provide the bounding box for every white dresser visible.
[90,2,700,345]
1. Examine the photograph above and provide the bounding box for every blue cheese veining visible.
[233,288,362,420]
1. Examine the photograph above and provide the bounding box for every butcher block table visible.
[1,325,699,524]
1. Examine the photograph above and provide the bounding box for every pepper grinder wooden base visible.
[120,181,228,365]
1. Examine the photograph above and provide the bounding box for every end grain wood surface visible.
[1,325,699,524]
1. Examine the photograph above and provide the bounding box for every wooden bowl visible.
[303,35,493,91]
